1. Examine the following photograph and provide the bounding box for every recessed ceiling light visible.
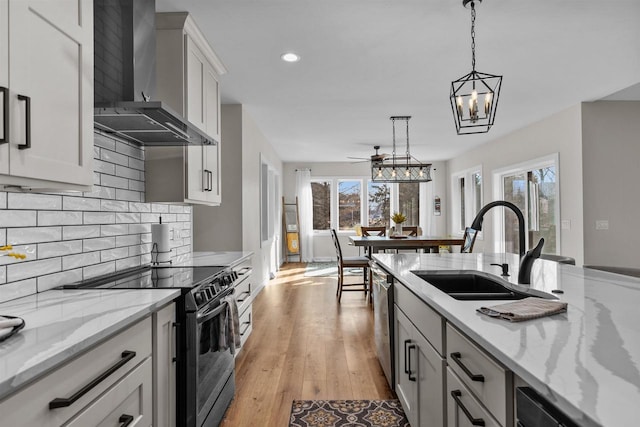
[281,52,301,63]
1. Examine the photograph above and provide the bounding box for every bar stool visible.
[330,229,370,302]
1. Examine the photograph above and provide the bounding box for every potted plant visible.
[391,212,406,236]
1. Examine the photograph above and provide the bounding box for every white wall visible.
[282,160,448,261]
[582,101,640,268]
[447,105,585,265]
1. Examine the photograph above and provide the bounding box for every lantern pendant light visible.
[450,0,502,135]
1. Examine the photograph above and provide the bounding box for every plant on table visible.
[391,212,406,225]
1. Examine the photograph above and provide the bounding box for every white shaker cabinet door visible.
[8,0,93,186]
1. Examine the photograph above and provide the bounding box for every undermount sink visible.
[411,270,556,301]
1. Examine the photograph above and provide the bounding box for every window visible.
[495,154,559,254]
[398,183,420,226]
[368,181,390,228]
[452,166,483,233]
[311,180,331,230]
[338,180,362,230]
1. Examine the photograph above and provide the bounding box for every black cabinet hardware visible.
[119,414,134,427]
[17,94,30,149]
[404,339,411,374]
[49,350,136,409]
[239,320,251,336]
[408,344,417,382]
[451,390,485,426]
[0,87,7,144]
[172,322,180,363]
[450,352,485,382]
[208,169,213,191]
[236,290,251,303]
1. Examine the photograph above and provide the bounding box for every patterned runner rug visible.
[289,399,409,427]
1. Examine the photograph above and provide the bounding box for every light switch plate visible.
[596,220,609,230]
[561,220,571,230]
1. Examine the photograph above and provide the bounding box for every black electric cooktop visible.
[60,265,226,290]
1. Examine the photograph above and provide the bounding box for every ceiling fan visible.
[347,145,408,164]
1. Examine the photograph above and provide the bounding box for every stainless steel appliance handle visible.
[197,301,228,324]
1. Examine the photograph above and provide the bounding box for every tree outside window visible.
[338,180,361,230]
[368,182,390,228]
[311,181,331,230]
[399,183,420,226]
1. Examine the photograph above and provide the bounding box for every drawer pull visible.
[49,350,137,409]
[236,290,251,303]
[404,340,411,374]
[0,86,8,144]
[119,414,134,427]
[237,266,252,275]
[239,320,251,336]
[450,352,485,382]
[17,94,31,150]
[407,344,417,382]
[451,390,485,426]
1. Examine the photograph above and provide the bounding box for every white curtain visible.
[295,169,314,262]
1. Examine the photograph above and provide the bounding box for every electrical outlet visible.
[595,220,609,230]
[561,220,571,230]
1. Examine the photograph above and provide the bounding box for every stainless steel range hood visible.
[94,0,216,146]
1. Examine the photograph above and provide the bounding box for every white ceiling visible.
[156,0,640,163]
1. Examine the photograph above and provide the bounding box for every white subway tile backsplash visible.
[101,149,129,167]
[38,211,83,226]
[7,257,61,282]
[63,225,100,240]
[129,202,150,213]
[8,193,62,210]
[0,131,192,301]
[101,247,129,261]
[0,210,37,227]
[63,251,101,270]
[63,196,101,211]
[37,268,83,292]
[83,237,116,251]
[116,189,142,202]
[116,212,140,224]
[8,227,62,244]
[0,279,36,304]
[101,224,129,236]
[100,200,128,212]
[38,240,83,258]
[83,261,115,280]
[84,212,116,225]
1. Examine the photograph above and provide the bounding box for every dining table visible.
[349,235,465,257]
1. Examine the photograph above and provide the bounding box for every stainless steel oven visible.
[62,265,243,427]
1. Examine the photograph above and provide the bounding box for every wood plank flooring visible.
[220,262,394,426]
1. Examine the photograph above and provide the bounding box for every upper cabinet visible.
[146,12,225,206]
[0,0,93,191]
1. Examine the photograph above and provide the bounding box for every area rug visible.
[304,262,363,277]
[289,399,409,427]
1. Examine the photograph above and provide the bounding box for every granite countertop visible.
[372,252,640,427]
[172,251,253,267]
[0,288,180,401]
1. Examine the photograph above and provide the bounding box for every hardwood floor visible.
[220,262,394,426]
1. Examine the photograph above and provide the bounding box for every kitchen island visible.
[373,252,640,427]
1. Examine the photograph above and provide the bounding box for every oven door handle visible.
[197,301,228,324]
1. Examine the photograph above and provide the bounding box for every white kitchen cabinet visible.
[153,303,176,427]
[146,12,225,206]
[0,0,93,191]
[394,306,445,427]
[0,316,152,426]
[232,256,254,355]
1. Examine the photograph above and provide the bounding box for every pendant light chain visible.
[405,118,410,167]
[391,117,397,167]
[471,2,476,72]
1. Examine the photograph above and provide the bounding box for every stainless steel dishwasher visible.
[371,261,394,389]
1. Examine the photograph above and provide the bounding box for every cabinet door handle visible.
[239,319,251,336]
[236,290,251,303]
[404,339,411,374]
[48,350,136,409]
[202,169,208,191]
[451,390,485,426]
[119,414,134,427]
[407,344,417,382]
[0,86,8,144]
[172,322,180,363]
[17,94,31,150]
[208,169,213,191]
[450,352,485,382]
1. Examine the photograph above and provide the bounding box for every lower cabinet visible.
[0,317,153,426]
[394,305,445,427]
[447,368,501,427]
[153,303,176,427]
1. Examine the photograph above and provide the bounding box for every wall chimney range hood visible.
[94,0,216,146]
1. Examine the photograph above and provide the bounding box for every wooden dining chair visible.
[461,227,478,253]
[360,226,386,236]
[402,226,419,237]
[330,229,370,302]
